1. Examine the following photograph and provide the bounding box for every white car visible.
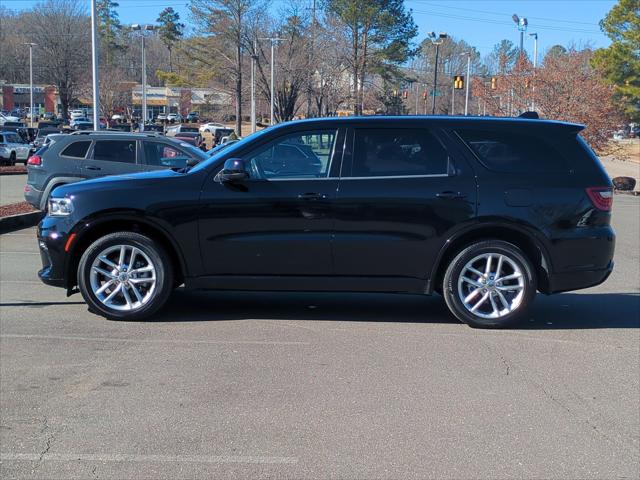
[166,113,182,123]
[156,113,167,121]
[111,114,125,121]
[0,131,31,165]
[0,112,21,125]
[199,122,224,133]
[69,109,86,119]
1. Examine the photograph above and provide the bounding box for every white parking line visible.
[0,452,298,465]
[1,333,310,346]
[0,251,40,255]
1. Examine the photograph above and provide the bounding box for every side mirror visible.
[218,158,249,183]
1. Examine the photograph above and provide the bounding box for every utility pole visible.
[259,37,283,125]
[90,0,100,130]
[24,43,37,128]
[306,0,316,118]
[451,82,455,115]
[414,82,419,115]
[427,32,447,115]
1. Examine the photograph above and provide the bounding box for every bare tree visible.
[26,0,90,118]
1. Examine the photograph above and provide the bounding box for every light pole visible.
[427,31,447,115]
[24,43,37,127]
[251,39,258,133]
[512,14,528,57]
[461,52,471,116]
[259,37,283,125]
[132,24,155,131]
[90,0,100,130]
[529,32,538,111]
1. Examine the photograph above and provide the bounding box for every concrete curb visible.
[0,171,28,176]
[0,210,44,234]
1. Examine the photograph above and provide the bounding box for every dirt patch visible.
[0,202,37,218]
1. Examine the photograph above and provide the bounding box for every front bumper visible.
[37,216,75,289]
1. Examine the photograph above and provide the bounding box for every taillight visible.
[27,155,42,166]
[586,186,613,211]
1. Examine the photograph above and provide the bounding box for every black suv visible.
[24,132,208,210]
[36,116,615,328]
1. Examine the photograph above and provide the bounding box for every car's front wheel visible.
[78,232,173,320]
[442,240,536,328]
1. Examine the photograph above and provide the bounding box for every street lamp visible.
[259,37,284,126]
[427,31,447,115]
[90,0,100,130]
[529,33,539,111]
[23,43,37,127]
[460,52,471,116]
[132,24,156,131]
[251,39,258,133]
[512,14,528,57]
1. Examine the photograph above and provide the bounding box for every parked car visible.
[43,112,56,121]
[186,112,200,123]
[24,132,208,211]
[166,113,182,123]
[165,124,200,136]
[70,118,93,130]
[35,115,615,326]
[34,127,63,149]
[69,109,86,120]
[213,128,235,145]
[0,130,32,165]
[156,113,167,122]
[199,122,224,133]
[0,112,22,125]
[172,132,199,146]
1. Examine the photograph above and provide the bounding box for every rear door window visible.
[92,140,137,163]
[61,141,91,159]
[349,128,449,177]
[456,129,567,173]
[144,142,191,168]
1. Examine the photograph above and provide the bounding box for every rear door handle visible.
[436,191,466,199]
[84,166,101,171]
[297,192,328,201]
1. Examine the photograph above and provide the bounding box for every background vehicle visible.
[35,116,615,327]
[0,112,21,125]
[166,113,182,123]
[24,132,208,210]
[165,124,199,136]
[0,130,31,165]
[70,118,93,130]
[156,113,167,122]
[34,127,63,149]
[199,122,224,133]
[186,112,200,123]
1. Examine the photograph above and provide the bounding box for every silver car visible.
[0,131,31,165]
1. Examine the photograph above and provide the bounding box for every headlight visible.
[48,197,74,216]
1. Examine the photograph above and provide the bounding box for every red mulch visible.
[0,165,27,174]
[0,202,37,217]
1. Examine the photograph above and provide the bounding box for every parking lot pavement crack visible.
[32,416,54,473]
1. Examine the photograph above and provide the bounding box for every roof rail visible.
[518,111,540,119]
[69,130,161,137]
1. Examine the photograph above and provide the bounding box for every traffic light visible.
[454,75,464,90]
[392,89,398,98]
[422,91,428,99]
[402,90,408,99]
[491,76,498,90]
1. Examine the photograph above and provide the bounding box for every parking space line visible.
[0,251,40,255]
[1,333,310,346]
[0,452,298,465]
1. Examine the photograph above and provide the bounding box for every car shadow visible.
[148,289,640,330]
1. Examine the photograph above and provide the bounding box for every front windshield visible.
[189,129,271,173]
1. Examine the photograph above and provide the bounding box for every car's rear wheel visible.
[78,232,173,320]
[442,240,536,328]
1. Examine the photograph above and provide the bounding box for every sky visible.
[3,0,616,58]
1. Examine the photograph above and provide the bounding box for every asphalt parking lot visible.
[1,196,638,479]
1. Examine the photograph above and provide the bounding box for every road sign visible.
[429,90,442,97]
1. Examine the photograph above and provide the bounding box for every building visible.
[131,86,232,121]
[1,84,59,114]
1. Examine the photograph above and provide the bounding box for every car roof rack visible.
[518,111,539,119]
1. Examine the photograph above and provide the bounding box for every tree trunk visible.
[169,47,173,73]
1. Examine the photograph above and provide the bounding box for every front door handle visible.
[436,191,466,199]
[84,166,101,171]
[297,192,327,201]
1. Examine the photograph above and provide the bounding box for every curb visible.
[0,171,28,176]
[0,210,44,234]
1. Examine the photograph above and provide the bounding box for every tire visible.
[77,232,173,321]
[442,240,536,328]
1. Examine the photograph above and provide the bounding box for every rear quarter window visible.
[456,129,568,173]
[61,141,91,159]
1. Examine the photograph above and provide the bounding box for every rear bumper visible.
[548,261,614,294]
[24,184,44,209]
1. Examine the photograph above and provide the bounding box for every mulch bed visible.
[0,202,37,217]
[0,165,28,174]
